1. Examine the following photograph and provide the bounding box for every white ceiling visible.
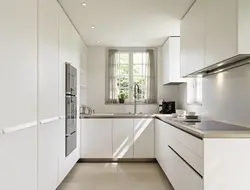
[58,0,195,47]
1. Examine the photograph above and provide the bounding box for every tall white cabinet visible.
[38,0,60,190]
[0,0,38,190]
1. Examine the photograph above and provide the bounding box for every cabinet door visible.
[0,0,37,130]
[180,0,205,76]
[162,40,170,84]
[205,0,237,67]
[0,127,37,190]
[134,118,154,158]
[38,121,59,190]
[38,0,59,120]
[81,119,113,158]
[113,119,134,159]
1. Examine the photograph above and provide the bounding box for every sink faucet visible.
[134,84,140,114]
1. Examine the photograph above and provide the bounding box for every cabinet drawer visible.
[168,123,203,158]
[169,137,203,176]
[168,146,203,190]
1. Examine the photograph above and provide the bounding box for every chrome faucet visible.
[134,84,140,114]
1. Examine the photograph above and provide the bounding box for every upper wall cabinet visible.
[181,0,250,76]
[162,37,185,84]
[180,0,205,77]
[204,0,238,67]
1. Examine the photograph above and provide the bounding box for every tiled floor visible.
[57,162,174,190]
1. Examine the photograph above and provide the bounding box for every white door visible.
[113,119,134,159]
[81,119,113,158]
[134,118,154,158]
[205,0,237,67]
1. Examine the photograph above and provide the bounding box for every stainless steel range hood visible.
[185,55,250,77]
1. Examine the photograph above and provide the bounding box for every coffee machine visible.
[159,100,176,114]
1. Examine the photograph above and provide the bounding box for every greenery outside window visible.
[106,49,157,104]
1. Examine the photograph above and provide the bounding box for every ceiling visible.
[58,0,195,47]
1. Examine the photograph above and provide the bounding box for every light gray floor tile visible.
[57,163,174,190]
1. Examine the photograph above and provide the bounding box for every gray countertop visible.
[80,114,250,138]
[156,115,250,139]
[80,113,155,119]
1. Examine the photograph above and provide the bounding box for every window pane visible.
[118,64,129,75]
[117,76,129,89]
[119,53,129,64]
[133,65,143,76]
[133,53,143,64]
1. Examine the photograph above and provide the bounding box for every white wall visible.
[178,63,250,127]
[86,47,179,113]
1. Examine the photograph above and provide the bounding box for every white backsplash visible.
[178,63,250,127]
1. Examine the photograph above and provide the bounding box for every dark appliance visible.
[65,63,77,156]
[159,101,176,114]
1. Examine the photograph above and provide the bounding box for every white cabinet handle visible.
[59,116,65,119]
[40,117,59,124]
[2,121,37,134]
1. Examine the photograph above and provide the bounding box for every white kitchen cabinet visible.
[204,0,238,67]
[38,0,59,121]
[168,146,203,190]
[0,0,37,131]
[0,127,37,190]
[162,37,185,84]
[113,119,134,159]
[133,118,155,158]
[180,0,205,77]
[38,121,59,190]
[81,119,113,158]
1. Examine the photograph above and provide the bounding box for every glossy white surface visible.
[58,163,174,190]
[0,0,37,131]
[0,127,37,190]
[81,119,113,158]
[38,121,59,190]
[134,118,155,158]
[162,37,185,84]
[205,0,237,67]
[204,138,250,190]
[113,119,134,158]
[38,0,59,121]
[180,0,205,77]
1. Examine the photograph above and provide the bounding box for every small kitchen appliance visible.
[159,100,176,114]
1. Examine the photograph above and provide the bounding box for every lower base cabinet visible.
[81,119,113,158]
[168,146,203,190]
[80,118,155,159]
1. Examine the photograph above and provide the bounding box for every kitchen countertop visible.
[80,113,155,119]
[156,115,250,139]
[80,114,250,139]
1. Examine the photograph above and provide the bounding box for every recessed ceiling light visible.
[97,41,100,44]
[81,2,87,6]
[91,26,95,29]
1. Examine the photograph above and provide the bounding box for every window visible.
[106,49,157,104]
[187,78,202,105]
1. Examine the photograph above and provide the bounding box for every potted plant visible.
[118,93,127,104]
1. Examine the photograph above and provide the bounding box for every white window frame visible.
[106,48,157,105]
[187,78,202,105]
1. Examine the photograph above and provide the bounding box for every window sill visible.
[186,102,202,106]
[105,102,157,106]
